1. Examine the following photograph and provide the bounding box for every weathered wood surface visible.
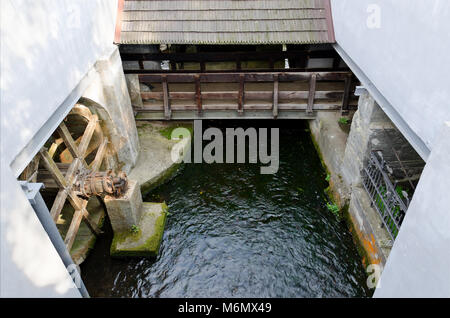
[37,112,107,252]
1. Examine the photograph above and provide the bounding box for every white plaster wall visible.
[1,0,118,171]
[331,0,450,156]
[0,161,81,297]
[374,122,450,297]
[0,0,118,297]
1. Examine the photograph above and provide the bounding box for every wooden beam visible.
[56,122,88,168]
[139,71,352,84]
[66,192,102,236]
[238,74,245,114]
[341,74,352,115]
[194,75,202,115]
[90,138,108,172]
[64,209,83,251]
[273,74,279,119]
[19,155,40,182]
[138,103,358,112]
[78,115,98,158]
[162,75,171,119]
[141,90,350,101]
[307,73,317,114]
[50,190,68,222]
[39,149,67,189]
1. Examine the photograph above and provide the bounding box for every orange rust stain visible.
[348,213,381,266]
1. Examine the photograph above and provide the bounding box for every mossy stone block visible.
[110,202,168,258]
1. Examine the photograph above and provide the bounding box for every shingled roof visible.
[115,0,335,45]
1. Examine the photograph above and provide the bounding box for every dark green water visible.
[81,120,370,297]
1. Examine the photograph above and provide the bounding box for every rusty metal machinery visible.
[74,170,128,199]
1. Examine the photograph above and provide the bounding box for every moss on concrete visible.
[159,122,193,140]
[130,121,192,195]
[140,161,183,196]
[309,116,376,279]
[110,202,168,258]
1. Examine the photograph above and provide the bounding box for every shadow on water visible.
[81,120,371,298]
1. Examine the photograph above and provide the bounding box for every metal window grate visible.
[362,151,410,241]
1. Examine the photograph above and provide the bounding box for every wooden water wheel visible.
[19,104,127,260]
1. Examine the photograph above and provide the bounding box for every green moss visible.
[326,202,340,218]
[159,123,193,140]
[138,205,167,254]
[309,127,345,219]
[110,203,168,258]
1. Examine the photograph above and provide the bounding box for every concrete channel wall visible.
[330,0,450,296]
[309,91,422,270]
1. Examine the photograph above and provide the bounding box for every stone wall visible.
[309,90,423,269]
[82,46,140,174]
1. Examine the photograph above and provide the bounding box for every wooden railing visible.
[134,71,357,120]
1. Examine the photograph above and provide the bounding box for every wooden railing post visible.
[238,74,245,114]
[307,73,317,114]
[194,74,202,115]
[162,75,171,119]
[341,74,352,115]
[273,74,279,119]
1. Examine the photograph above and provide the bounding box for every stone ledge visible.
[129,121,192,195]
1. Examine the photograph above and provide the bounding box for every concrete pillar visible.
[125,75,143,108]
[341,92,394,188]
[104,180,143,233]
[82,47,140,174]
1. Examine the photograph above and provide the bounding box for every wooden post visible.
[273,74,279,119]
[307,73,317,114]
[238,74,245,114]
[194,75,202,115]
[341,74,352,115]
[162,75,171,119]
